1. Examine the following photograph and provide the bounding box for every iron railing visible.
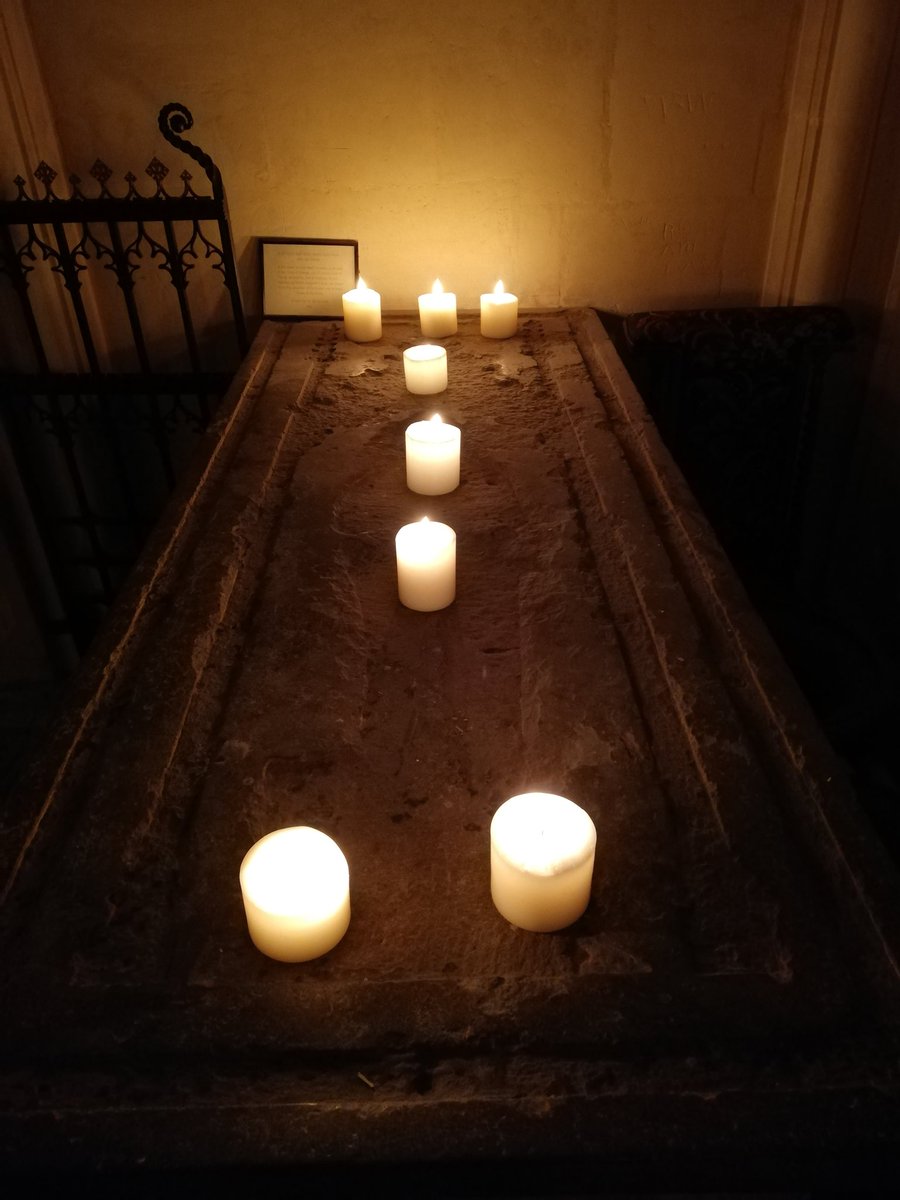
[0,102,247,660]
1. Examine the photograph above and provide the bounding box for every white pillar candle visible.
[395,516,456,611]
[341,275,382,342]
[405,413,461,495]
[418,278,458,337]
[480,279,519,339]
[240,826,350,962]
[490,793,596,932]
[403,344,448,394]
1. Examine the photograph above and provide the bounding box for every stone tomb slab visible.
[1,312,899,1186]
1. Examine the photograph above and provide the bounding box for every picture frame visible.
[259,237,359,319]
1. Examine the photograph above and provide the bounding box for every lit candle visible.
[418,278,458,337]
[395,516,456,611]
[405,413,461,495]
[240,826,351,962]
[341,275,382,342]
[403,344,448,394]
[480,279,519,339]
[490,793,596,932]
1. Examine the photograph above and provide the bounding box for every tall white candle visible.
[418,278,458,337]
[395,517,456,611]
[490,793,596,932]
[403,344,448,394]
[405,414,461,495]
[480,279,519,339]
[240,826,350,962]
[341,275,382,342]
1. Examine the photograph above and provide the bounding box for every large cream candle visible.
[490,793,596,932]
[405,414,461,495]
[480,279,519,339]
[395,517,456,611]
[418,278,458,337]
[240,826,350,962]
[403,344,448,394]
[341,275,382,342]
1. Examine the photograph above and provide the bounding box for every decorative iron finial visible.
[145,157,169,192]
[34,161,58,198]
[158,102,220,188]
[90,159,113,189]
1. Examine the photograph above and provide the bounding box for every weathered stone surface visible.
[1,312,899,1187]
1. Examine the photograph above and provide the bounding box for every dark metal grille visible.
[0,103,247,661]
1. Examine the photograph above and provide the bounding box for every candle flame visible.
[491,793,596,876]
[241,827,348,917]
[430,413,443,424]
[420,515,430,524]
[357,275,366,290]
[432,278,444,295]
[494,279,505,295]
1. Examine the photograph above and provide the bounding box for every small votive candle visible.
[490,793,596,932]
[395,516,456,611]
[403,344,448,394]
[341,275,382,342]
[405,413,461,495]
[480,279,519,339]
[418,278,458,337]
[240,826,350,962]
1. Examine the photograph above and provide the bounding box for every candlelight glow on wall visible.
[28,4,804,317]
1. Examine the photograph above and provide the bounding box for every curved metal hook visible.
[156,100,247,353]
[157,103,221,190]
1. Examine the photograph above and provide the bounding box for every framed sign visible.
[259,237,359,318]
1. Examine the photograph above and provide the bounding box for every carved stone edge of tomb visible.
[570,307,900,1001]
[0,320,303,913]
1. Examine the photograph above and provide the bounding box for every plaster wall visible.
[789,0,900,316]
[20,0,800,317]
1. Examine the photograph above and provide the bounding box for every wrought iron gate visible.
[0,102,247,661]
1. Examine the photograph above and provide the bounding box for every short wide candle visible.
[403,344,448,395]
[341,275,382,342]
[418,278,458,337]
[490,793,596,932]
[480,279,519,339]
[395,517,456,611]
[240,826,350,962]
[405,414,461,495]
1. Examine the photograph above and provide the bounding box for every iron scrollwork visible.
[158,102,221,189]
